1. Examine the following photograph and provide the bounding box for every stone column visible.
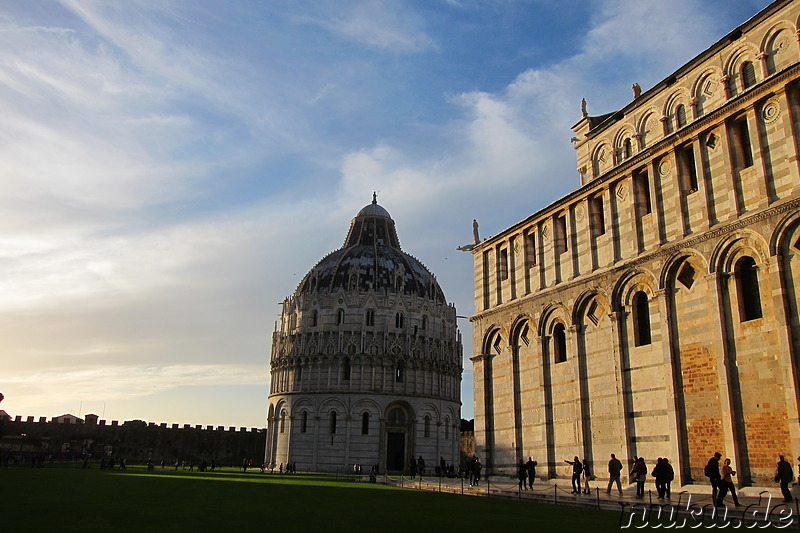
[654,288,686,486]
[766,255,800,456]
[706,272,741,477]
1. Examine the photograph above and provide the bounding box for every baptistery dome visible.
[265,196,462,474]
[297,195,446,302]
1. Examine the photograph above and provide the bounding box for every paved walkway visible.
[373,474,800,526]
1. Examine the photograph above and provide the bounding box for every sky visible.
[0,0,769,428]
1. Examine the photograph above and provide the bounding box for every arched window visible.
[623,138,632,160]
[337,309,345,326]
[553,322,567,363]
[741,61,756,90]
[361,412,369,435]
[736,256,762,321]
[348,273,358,291]
[675,104,687,129]
[300,411,308,434]
[421,315,427,330]
[310,310,318,327]
[395,312,404,328]
[395,360,405,383]
[365,309,375,326]
[279,410,286,433]
[329,411,337,434]
[444,417,450,440]
[424,415,431,438]
[342,357,351,381]
[633,291,652,346]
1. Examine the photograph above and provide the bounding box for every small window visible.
[556,215,568,253]
[499,249,509,281]
[633,291,652,346]
[395,312,404,329]
[677,143,698,192]
[348,273,358,291]
[590,195,605,236]
[553,323,567,363]
[295,365,303,385]
[731,115,753,169]
[301,411,308,434]
[395,360,405,383]
[337,309,345,326]
[361,412,369,435]
[421,315,427,330]
[310,310,318,327]
[675,104,687,129]
[634,169,651,215]
[279,410,286,433]
[444,417,450,440]
[741,61,756,90]
[365,309,375,326]
[526,233,537,267]
[329,412,337,434]
[736,257,762,321]
[424,415,431,438]
[342,357,351,381]
[623,138,632,160]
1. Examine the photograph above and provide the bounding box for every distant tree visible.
[460,419,474,432]
[0,392,4,403]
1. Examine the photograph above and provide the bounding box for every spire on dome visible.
[372,191,377,204]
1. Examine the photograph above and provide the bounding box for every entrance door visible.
[386,432,405,471]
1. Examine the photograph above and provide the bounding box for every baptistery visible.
[265,195,462,473]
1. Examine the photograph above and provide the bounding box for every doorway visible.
[386,432,405,471]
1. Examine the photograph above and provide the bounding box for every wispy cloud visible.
[293,1,435,51]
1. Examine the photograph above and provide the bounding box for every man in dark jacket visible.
[525,457,538,489]
[776,455,794,503]
[705,452,722,502]
[565,456,583,494]
[606,453,623,495]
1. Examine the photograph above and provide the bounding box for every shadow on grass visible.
[0,466,621,532]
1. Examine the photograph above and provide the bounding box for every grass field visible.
[0,465,622,532]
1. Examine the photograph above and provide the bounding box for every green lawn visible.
[0,465,622,532]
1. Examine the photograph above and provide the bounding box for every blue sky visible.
[0,0,768,427]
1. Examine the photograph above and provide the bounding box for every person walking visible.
[564,456,583,494]
[525,457,538,489]
[418,456,426,477]
[518,459,528,491]
[663,458,674,499]
[653,458,666,499]
[473,457,482,485]
[776,455,794,503]
[632,457,647,498]
[581,458,592,494]
[704,452,722,503]
[606,453,623,495]
[715,458,741,507]
[409,456,417,479]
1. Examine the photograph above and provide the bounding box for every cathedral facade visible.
[266,197,462,473]
[471,0,800,486]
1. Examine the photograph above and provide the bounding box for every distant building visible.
[266,196,463,473]
[470,0,800,487]
[0,414,264,465]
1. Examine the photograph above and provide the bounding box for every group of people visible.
[561,451,796,506]
[517,457,538,490]
[564,456,593,494]
[706,452,797,506]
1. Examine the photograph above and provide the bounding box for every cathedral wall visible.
[471,0,800,486]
